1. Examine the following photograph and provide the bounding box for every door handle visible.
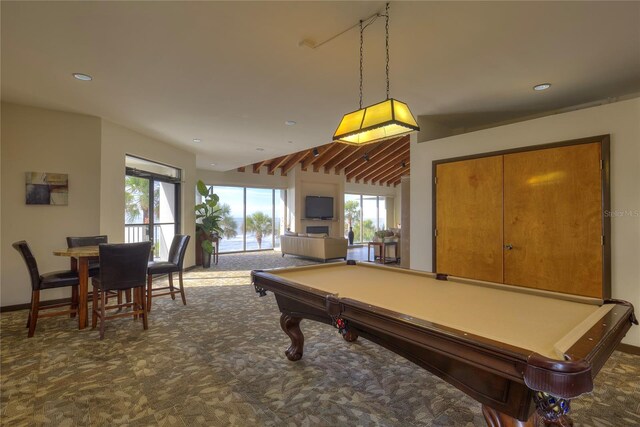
[504,243,513,250]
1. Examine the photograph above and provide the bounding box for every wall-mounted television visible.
[305,196,334,219]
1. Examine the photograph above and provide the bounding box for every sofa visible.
[280,234,348,262]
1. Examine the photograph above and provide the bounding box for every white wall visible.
[1,103,102,306]
[411,97,640,346]
[100,120,197,266]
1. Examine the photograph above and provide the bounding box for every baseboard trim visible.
[617,343,640,355]
[1,267,200,313]
[0,297,72,313]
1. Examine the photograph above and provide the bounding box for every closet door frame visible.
[432,134,611,298]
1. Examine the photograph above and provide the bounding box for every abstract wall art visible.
[25,172,68,205]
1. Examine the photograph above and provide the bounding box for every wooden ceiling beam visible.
[267,154,290,175]
[331,143,377,174]
[380,162,410,186]
[376,161,410,185]
[313,144,350,172]
[390,168,410,186]
[347,139,408,180]
[300,143,332,170]
[362,151,409,183]
[252,159,269,173]
[336,140,397,175]
[281,150,310,176]
[344,137,406,178]
[237,166,246,172]
[324,144,367,173]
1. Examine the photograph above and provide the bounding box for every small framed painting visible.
[25,172,68,205]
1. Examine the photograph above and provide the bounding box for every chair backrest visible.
[67,235,108,248]
[12,241,40,290]
[167,234,190,268]
[98,242,152,291]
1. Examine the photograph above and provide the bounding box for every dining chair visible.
[12,240,79,337]
[147,234,190,311]
[66,235,108,277]
[92,241,152,339]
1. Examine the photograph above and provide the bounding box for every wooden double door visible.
[434,137,609,298]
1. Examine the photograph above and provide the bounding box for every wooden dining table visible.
[53,245,99,329]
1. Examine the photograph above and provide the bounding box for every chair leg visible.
[70,286,78,318]
[28,290,39,338]
[117,291,123,306]
[99,289,106,340]
[132,286,138,320]
[140,287,148,330]
[146,274,153,312]
[92,284,99,329]
[178,271,186,306]
[168,273,176,300]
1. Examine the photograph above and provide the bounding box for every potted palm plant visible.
[195,180,223,268]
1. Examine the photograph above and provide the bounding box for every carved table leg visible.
[482,405,537,427]
[280,314,304,361]
[541,417,573,427]
[342,329,359,342]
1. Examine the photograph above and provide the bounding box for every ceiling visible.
[2,1,639,171]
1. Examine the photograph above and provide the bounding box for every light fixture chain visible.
[359,20,364,109]
[385,2,390,100]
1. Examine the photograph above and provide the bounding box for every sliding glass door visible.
[125,156,181,261]
[344,193,390,243]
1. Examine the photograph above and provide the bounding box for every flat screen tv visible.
[305,196,334,219]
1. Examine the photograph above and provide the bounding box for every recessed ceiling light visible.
[193,138,201,143]
[285,120,297,126]
[210,163,216,166]
[72,73,92,81]
[256,148,264,151]
[288,140,293,144]
[533,83,551,91]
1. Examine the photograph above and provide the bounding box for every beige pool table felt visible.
[270,263,612,360]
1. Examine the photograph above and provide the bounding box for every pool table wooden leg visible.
[342,329,358,342]
[482,405,537,427]
[280,314,304,361]
[482,405,572,427]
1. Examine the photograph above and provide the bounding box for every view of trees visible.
[353,218,376,242]
[125,176,159,223]
[344,199,360,235]
[217,203,238,239]
[245,212,273,249]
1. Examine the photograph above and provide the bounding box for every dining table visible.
[53,245,99,329]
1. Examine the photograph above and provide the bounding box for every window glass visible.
[361,195,378,242]
[344,194,361,242]
[212,186,245,252]
[246,188,274,250]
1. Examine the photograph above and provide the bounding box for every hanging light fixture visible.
[333,3,419,146]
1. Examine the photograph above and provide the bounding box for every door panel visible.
[436,156,504,283]
[503,143,602,297]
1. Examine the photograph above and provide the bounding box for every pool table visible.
[252,261,637,427]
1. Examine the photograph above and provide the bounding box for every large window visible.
[209,185,285,253]
[344,194,389,244]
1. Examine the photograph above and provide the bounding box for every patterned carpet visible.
[1,251,639,426]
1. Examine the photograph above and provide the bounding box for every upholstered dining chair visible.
[66,235,119,303]
[92,241,152,339]
[12,240,79,337]
[66,235,108,277]
[146,234,190,311]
